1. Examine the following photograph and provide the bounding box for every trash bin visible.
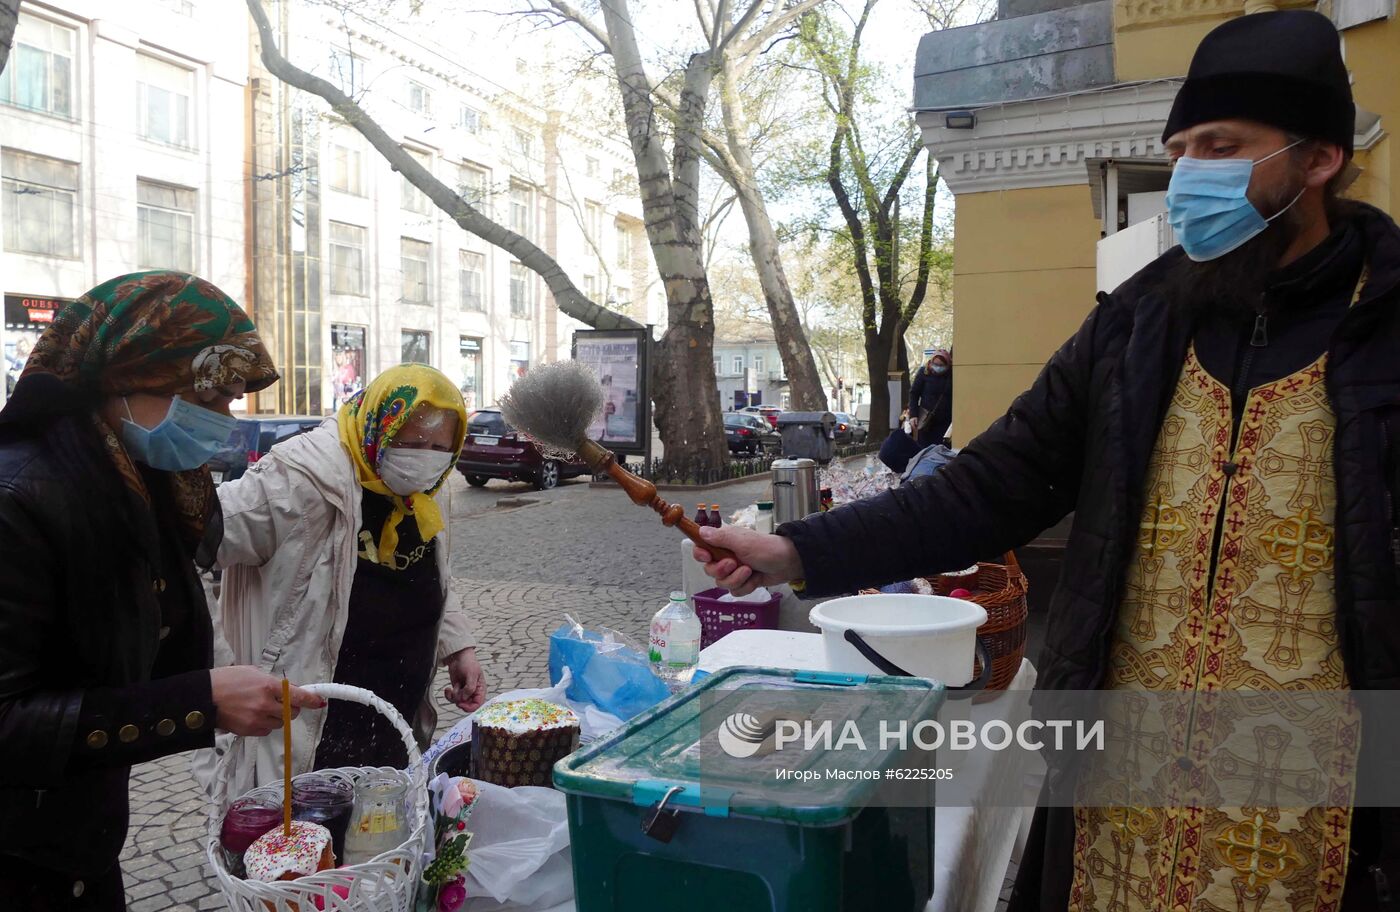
[775,411,836,463]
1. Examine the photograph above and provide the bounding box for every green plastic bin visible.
[553,666,945,912]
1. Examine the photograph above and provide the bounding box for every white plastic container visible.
[808,593,987,686]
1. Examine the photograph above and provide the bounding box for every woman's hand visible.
[692,525,804,597]
[444,647,488,712]
[210,666,326,737]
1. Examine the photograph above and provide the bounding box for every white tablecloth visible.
[698,630,1040,912]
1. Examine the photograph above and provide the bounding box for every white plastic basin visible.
[808,594,986,686]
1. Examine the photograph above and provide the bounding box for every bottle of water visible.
[649,591,702,692]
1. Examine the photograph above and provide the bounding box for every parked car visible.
[457,408,591,490]
[208,415,325,483]
[739,405,782,428]
[724,412,781,456]
[832,412,868,445]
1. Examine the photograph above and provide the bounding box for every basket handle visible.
[206,682,422,841]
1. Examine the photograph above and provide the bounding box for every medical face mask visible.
[378,447,454,497]
[931,364,949,375]
[121,396,238,472]
[1165,140,1306,262]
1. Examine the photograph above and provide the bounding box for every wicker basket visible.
[206,683,429,912]
[860,552,1028,692]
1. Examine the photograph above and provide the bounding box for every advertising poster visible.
[573,328,650,458]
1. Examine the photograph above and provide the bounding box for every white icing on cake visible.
[244,820,332,882]
[474,698,578,734]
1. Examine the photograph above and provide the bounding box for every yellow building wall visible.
[1344,18,1400,215]
[951,186,1103,443]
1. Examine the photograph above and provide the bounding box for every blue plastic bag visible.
[548,617,669,721]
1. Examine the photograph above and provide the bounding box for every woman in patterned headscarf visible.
[207,364,486,793]
[0,272,324,910]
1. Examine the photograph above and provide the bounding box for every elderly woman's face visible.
[120,380,247,427]
[390,406,460,452]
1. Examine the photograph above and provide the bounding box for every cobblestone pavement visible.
[120,469,1015,910]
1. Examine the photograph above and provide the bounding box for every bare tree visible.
[245,0,639,336]
[534,0,830,419]
[800,0,944,440]
[0,0,19,78]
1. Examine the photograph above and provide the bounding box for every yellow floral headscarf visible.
[337,364,467,567]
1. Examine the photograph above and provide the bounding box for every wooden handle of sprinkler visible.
[577,439,737,564]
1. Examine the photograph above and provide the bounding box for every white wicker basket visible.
[206,683,429,912]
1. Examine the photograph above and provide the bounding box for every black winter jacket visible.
[0,414,218,877]
[780,203,1400,911]
[909,367,953,441]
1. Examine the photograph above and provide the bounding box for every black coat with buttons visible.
[0,412,218,877]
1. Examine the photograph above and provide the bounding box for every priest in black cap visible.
[693,9,1400,911]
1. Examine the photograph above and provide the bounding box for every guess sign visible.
[4,293,72,330]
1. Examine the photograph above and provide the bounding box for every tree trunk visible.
[0,0,18,77]
[716,64,827,411]
[602,0,728,473]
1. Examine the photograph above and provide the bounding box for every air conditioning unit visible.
[1096,212,1177,293]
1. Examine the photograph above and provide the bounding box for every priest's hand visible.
[693,525,803,597]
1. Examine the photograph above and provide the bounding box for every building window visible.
[2,150,78,258]
[615,285,631,311]
[401,148,432,215]
[459,104,481,134]
[328,48,364,95]
[754,354,764,374]
[714,358,721,376]
[329,222,365,295]
[406,80,432,116]
[137,179,195,271]
[0,13,75,118]
[615,223,632,269]
[401,238,431,304]
[509,263,531,317]
[512,128,532,158]
[458,336,483,410]
[585,156,600,178]
[460,250,484,311]
[137,55,194,148]
[401,330,431,365]
[509,182,531,239]
[157,0,196,14]
[509,340,529,380]
[733,355,744,374]
[583,274,598,301]
[328,138,363,195]
[458,163,487,208]
[330,323,366,410]
[584,201,604,244]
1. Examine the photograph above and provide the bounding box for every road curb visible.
[588,471,773,492]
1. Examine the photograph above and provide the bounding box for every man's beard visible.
[1165,181,1307,321]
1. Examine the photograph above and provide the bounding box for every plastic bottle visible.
[709,504,722,528]
[694,503,711,528]
[649,591,702,692]
[755,501,775,534]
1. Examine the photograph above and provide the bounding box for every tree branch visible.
[243,0,639,331]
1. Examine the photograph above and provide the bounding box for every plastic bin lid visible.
[552,665,944,826]
[775,411,835,428]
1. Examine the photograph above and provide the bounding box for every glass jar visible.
[291,774,355,865]
[343,776,410,865]
[219,797,282,877]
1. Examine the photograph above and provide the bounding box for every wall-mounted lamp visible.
[944,111,976,130]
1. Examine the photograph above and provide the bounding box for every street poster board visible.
[572,327,651,460]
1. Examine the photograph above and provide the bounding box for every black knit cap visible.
[1162,10,1354,154]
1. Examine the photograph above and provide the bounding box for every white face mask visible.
[378,447,454,497]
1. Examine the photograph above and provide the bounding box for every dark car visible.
[724,412,781,456]
[457,408,590,490]
[208,415,325,483]
[832,412,868,445]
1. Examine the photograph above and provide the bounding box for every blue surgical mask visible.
[1165,140,1306,262]
[121,396,238,472]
